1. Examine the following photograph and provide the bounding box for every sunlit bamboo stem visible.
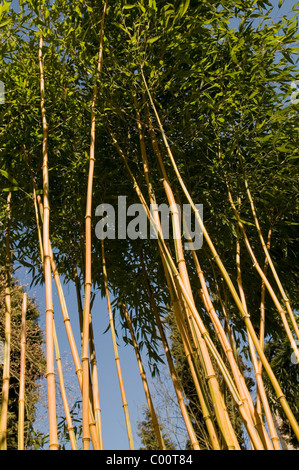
[18,293,27,450]
[53,321,77,450]
[139,254,201,450]
[39,27,59,450]
[32,184,101,450]
[123,305,166,450]
[82,0,108,449]
[101,240,134,450]
[0,192,12,450]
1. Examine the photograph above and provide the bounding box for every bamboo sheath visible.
[141,71,299,442]
[82,0,108,450]
[101,241,135,450]
[18,293,27,450]
[123,305,166,450]
[0,192,12,450]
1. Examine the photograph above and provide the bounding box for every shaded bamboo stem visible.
[241,157,299,340]
[123,305,166,450]
[235,235,278,450]
[39,29,58,450]
[225,181,299,365]
[82,0,108,449]
[18,293,27,450]
[101,240,134,450]
[0,191,12,450]
[142,71,299,441]
[53,320,77,450]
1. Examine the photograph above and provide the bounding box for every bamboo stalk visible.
[146,108,261,449]
[225,180,299,365]
[123,305,166,450]
[0,191,12,450]
[18,293,27,450]
[53,320,77,450]
[140,256,201,450]
[32,186,101,450]
[82,0,108,449]
[235,235,277,450]
[141,71,299,441]
[240,156,299,340]
[133,99,232,449]
[39,26,59,449]
[101,240,134,450]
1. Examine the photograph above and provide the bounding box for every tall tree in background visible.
[0,267,45,450]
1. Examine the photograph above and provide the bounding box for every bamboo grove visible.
[0,0,299,450]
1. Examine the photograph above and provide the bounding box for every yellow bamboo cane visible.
[82,0,108,449]
[53,320,77,450]
[101,240,134,450]
[0,192,12,450]
[123,305,166,450]
[18,293,27,450]
[141,70,299,441]
[31,186,101,450]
